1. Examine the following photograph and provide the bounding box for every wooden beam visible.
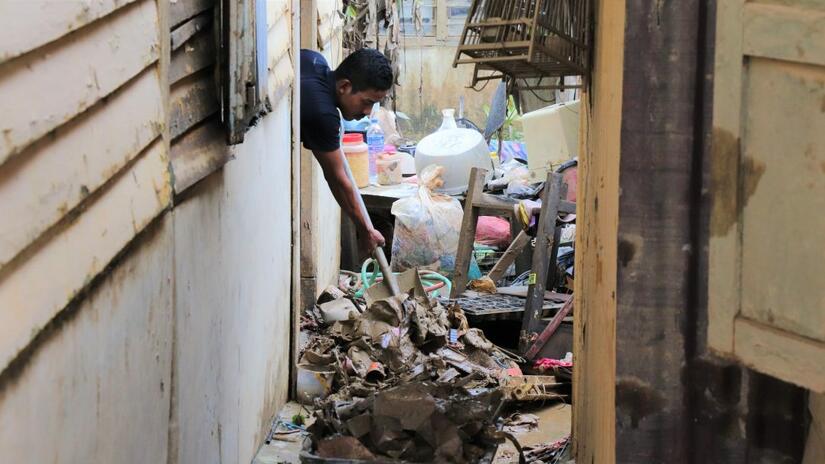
[487,230,531,283]
[521,172,562,349]
[171,13,213,50]
[572,0,624,461]
[735,317,825,393]
[458,41,532,51]
[451,168,486,298]
[169,118,231,193]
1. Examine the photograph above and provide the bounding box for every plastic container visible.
[377,153,403,185]
[414,128,493,195]
[296,363,335,404]
[521,100,580,172]
[366,104,384,180]
[438,108,458,131]
[342,133,369,188]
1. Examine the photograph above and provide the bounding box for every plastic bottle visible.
[342,133,370,188]
[438,108,458,132]
[366,103,384,181]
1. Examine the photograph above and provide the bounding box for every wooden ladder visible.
[452,167,575,352]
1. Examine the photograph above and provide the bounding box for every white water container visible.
[522,100,581,172]
[414,128,493,195]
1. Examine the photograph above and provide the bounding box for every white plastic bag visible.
[391,165,463,275]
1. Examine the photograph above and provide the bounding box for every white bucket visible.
[296,363,335,404]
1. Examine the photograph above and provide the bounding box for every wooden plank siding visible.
[0,0,160,165]
[170,26,216,84]
[0,0,141,64]
[0,0,172,374]
[169,70,219,140]
[0,68,164,269]
[170,0,214,27]
[0,139,171,372]
[169,117,230,192]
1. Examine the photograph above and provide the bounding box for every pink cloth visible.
[475,216,512,248]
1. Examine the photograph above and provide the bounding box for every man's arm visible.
[312,148,386,255]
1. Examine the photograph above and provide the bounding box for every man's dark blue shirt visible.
[300,49,340,152]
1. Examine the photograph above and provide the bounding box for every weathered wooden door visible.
[709,0,825,392]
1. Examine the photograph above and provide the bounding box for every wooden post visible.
[520,172,562,351]
[451,168,486,298]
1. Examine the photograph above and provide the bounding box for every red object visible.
[475,216,512,248]
[534,358,573,370]
[342,133,364,144]
[524,298,574,360]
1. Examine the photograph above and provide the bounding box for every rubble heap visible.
[299,274,522,462]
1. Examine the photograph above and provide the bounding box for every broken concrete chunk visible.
[345,413,372,438]
[316,435,376,460]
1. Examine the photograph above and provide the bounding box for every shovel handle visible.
[337,145,402,297]
[372,247,401,297]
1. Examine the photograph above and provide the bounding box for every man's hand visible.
[359,227,386,257]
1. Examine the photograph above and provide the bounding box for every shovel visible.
[338,150,402,297]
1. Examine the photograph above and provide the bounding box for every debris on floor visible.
[296,270,527,462]
[278,261,574,463]
[501,413,540,434]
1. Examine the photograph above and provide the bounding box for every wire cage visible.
[452,0,590,87]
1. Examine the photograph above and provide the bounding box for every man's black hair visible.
[334,48,393,93]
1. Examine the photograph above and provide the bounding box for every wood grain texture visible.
[169,71,219,140]
[0,0,160,165]
[450,168,485,297]
[522,172,562,344]
[708,0,745,355]
[739,58,825,343]
[169,118,230,193]
[734,317,825,393]
[170,28,216,84]
[0,139,171,373]
[170,0,214,27]
[0,0,140,63]
[571,0,623,462]
[487,230,530,283]
[0,68,163,269]
[743,2,825,67]
[171,12,212,50]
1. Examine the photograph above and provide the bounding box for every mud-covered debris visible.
[502,413,539,434]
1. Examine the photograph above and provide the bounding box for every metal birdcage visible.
[453,0,590,88]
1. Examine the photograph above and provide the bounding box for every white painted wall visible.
[0,217,174,463]
[171,97,294,464]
